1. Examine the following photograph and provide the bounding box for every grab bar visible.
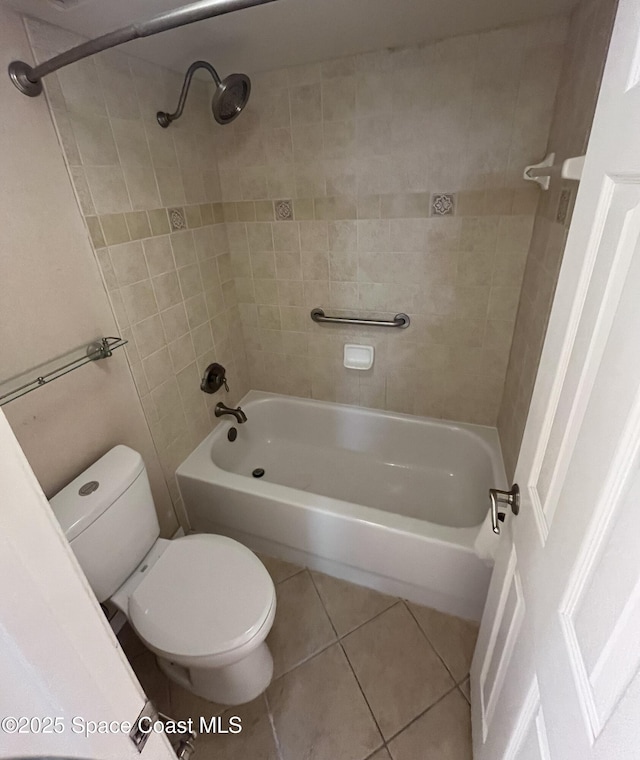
[310,308,410,328]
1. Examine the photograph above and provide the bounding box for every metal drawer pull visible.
[489,484,520,535]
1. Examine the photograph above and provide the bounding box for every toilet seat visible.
[128,534,275,660]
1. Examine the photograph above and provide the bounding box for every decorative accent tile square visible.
[431,193,456,216]
[274,199,293,221]
[168,207,186,231]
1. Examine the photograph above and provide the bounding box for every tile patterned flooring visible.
[120,554,478,760]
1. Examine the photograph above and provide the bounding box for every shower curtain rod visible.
[9,0,279,97]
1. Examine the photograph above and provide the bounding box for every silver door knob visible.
[489,484,520,535]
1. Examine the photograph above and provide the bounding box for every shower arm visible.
[9,0,278,98]
[157,60,220,127]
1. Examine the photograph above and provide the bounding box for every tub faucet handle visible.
[201,363,228,394]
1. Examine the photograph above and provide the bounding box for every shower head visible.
[157,60,251,128]
[211,72,251,125]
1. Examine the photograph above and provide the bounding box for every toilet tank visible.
[49,445,160,603]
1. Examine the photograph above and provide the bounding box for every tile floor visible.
[120,554,478,760]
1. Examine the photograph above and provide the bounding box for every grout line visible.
[458,678,471,706]
[307,569,340,638]
[336,612,464,754]
[305,569,402,645]
[270,574,413,692]
[271,636,338,681]
[274,566,306,584]
[258,553,306,586]
[266,638,391,757]
[364,746,390,760]
[305,568,386,746]
[269,569,338,680]
[338,639,387,748]
[270,611,339,678]
[313,594,467,749]
[336,598,402,641]
[403,600,461,685]
[305,565,401,641]
[383,680,461,746]
[295,570,387,748]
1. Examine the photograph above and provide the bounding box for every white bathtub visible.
[177,391,505,620]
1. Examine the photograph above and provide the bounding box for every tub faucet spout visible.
[215,402,247,423]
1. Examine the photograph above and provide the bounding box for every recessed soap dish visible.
[344,344,374,370]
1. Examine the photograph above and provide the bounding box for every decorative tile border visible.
[86,186,539,250]
[88,204,223,249]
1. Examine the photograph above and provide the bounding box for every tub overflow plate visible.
[252,468,265,478]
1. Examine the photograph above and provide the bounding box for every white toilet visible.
[50,445,276,706]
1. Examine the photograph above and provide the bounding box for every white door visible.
[0,410,175,760]
[471,0,640,757]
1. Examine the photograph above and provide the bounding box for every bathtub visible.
[177,391,505,621]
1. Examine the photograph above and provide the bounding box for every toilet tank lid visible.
[49,446,145,542]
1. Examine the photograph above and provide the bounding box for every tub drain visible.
[252,468,265,478]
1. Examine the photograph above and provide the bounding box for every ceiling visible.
[5,0,579,75]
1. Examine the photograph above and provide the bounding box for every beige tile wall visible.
[497,0,618,478]
[25,19,248,512]
[218,18,568,424]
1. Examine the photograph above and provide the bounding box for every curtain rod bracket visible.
[8,60,43,97]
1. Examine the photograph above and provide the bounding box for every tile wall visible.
[497,0,618,477]
[217,18,568,423]
[25,19,248,511]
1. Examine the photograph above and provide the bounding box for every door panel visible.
[479,545,525,741]
[537,186,640,531]
[559,243,640,740]
[472,1,640,757]
[504,679,551,760]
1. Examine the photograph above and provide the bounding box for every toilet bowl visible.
[49,445,276,705]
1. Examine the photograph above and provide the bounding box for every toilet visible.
[49,445,276,706]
